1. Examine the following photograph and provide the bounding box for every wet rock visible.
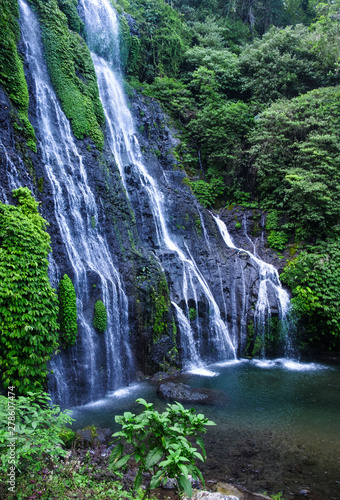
[183,492,240,500]
[76,427,112,445]
[157,382,221,403]
[76,429,93,443]
[96,428,112,445]
[215,483,272,500]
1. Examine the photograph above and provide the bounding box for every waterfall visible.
[214,215,291,356]
[19,0,133,406]
[79,0,237,365]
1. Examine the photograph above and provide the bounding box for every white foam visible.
[252,359,276,368]
[214,359,246,367]
[275,358,327,371]
[251,358,328,371]
[187,367,219,377]
[108,382,141,398]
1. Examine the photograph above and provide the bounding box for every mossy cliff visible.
[27,0,105,149]
[0,0,36,150]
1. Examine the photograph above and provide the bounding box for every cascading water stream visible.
[79,0,237,366]
[213,215,291,356]
[19,0,133,406]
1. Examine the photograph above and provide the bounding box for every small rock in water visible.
[299,489,310,496]
[183,492,240,500]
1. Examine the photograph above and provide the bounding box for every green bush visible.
[281,239,340,350]
[110,398,215,498]
[191,178,225,208]
[0,391,73,473]
[59,274,78,348]
[93,300,107,332]
[267,230,289,251]
[0,188,59,393]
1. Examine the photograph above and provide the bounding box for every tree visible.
[239,24,340,103]
[250,86,340,238]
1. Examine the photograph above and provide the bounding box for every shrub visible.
[109,399,215,498]
[59,274,78,348]
[93,300,107,332]
[281,239,340,350]
[0,188,59,393]
[0,391,73,473]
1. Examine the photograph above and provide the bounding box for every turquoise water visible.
[70,359,340,500]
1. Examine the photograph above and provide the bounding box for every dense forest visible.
[117,0,340,352]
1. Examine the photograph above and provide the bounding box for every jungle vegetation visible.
[117,0,340,352]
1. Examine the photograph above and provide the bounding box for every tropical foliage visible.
[93,299,107,333]
[0,189,59,393]
[59,274,78,347]
[109,398,215,498]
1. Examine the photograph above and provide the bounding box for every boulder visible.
[157,382,221,403]
[215,483,272,500]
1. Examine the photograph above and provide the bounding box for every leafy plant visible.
[0,188,59,393]
[59,274,78,347]
[267,230,289,251]
[189,308,197,321]
[93,300,107,333]
[109,398,215,499]
[0,391,73,473]
[281,239,340,350]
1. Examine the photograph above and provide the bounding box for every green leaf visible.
[178,474,193,497]
[134,468,143,489]
[145,447,163,470]
[112,454,131,469]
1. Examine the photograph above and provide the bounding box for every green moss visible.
[152,277,170,342]
[195,218,202,236]
[27,0,105,149]
[189,307,197,321]
[59,274,78,348]
[37,177,44,193]
[119,15,141,75]
[0,0,36,150]
[93,300,107,332]
[57,0,84,34]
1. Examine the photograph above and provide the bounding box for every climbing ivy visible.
[58,274,77,348]
[27,0,105,149]
[0,0,36,150]
[0,188,59,393]
[93,300,107,332]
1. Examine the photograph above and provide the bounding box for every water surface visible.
[71,359,340,499]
